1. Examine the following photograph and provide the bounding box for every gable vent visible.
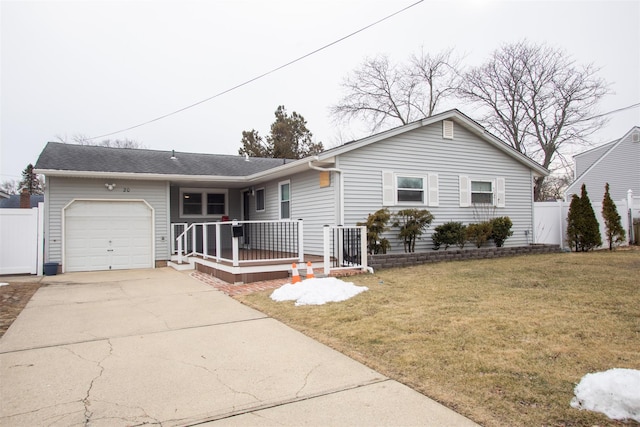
[632,132,639,143]
[443,120,454,139]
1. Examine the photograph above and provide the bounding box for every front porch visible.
[169,220,368,284]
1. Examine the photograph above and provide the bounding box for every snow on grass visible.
[0,283,8,287]
[571,368,640,422]
[270,277,368,306]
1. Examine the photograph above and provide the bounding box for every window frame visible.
[470,180,494,205]
[255,187,265,212]
[179,187,228,218]
[396,174,426,205]
[279,180,291,219]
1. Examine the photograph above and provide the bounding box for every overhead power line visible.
[90,0,424,140]
[585,102,640,120]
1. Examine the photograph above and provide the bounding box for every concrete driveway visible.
[0,268,477,426]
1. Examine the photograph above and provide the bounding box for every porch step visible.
[168,260,195,271]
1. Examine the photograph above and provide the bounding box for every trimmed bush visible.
[392,209,434,253]
[490,216,513,247]
[466,221,493,248]
[357,208,391,254]
[432,221,467,250]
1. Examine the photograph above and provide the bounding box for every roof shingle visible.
[34,142,292,176]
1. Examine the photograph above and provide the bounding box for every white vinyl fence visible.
[534,193,639,249]
[0,203,44,275]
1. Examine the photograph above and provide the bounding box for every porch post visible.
[203,224,208,259]
[215,223,221,262]
[323,225,330,276]
[298,219,304,263]
[232,220,239,267]
[177,236,183,264]
[191,225,197,255]
[359,225,367,272]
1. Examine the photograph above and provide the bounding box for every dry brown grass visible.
[238,249,640,426]
[1,282,41,338]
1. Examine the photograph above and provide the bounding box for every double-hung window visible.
[279,181,291,219]
[180,188,228,218]
[471,181,493,204]
[255,188,265,212]
[382,171,439,207]
[459,176,505,207]
[397,176,425,203]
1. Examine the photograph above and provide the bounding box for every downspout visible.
[308,157,344,225]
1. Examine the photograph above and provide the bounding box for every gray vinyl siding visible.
[574,141,616,177]
[337,121,536,251]
[289,170,337,255]
[252,170,336,256]
[45,177,170,265]
[568,132,640,202]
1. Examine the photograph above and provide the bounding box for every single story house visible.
[34,109,548,281]
[565,126,640,202]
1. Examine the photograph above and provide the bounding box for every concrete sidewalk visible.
[0,268,478,426]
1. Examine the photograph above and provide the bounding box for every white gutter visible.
[308,157,344,226]
[33,169,251,183]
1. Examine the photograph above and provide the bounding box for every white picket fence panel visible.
[534,197,638,249]
[0,203,44,275]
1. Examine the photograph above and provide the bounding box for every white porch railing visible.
[322,225,368,275]
[171,222,188,254]
[174,220,304,266]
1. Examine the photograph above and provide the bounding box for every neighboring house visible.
[34,109,548,279]
[0,190,9,200]
[565,126,640,202]
[0,194,44,208]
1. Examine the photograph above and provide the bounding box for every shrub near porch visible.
[238,250,640,426]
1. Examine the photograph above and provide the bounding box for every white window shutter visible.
[459,175,470,207]
[496,177,506,207]
[428,173,439,207]
[382,171,395,206]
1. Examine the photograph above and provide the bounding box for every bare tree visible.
[56,133,145,149]
[457,40,609,200]
[537,168,574,201]
[331,49,461,132]
[0,179,20,195]
[408,47,462,117]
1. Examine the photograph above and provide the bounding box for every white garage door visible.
[65,200,153,272]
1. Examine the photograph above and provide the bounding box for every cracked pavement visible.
[0,268,477,426]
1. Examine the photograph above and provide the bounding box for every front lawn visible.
[238,249,640,426]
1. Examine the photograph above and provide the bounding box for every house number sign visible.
[122,187,131,192]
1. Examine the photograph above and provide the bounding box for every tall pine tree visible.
[601,183,626,250]
[579,184,602,251]
[566,194,582,252]
[19,164,44,195]
[566,184,602,251]
[238,106,324,159]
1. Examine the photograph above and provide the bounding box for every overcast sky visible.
[1,0,639,184]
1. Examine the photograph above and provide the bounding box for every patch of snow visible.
[570,368,640,422]
[270,277,368,306]
[0,283,8,287]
